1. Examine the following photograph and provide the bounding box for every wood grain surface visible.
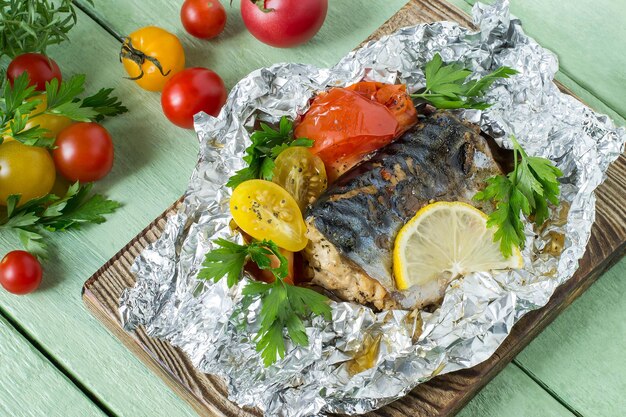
[0,316,105,417]
[82,0,626,416]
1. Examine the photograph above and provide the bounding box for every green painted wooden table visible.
[1,1,624,416]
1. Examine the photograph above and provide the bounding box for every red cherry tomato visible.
[53,122,114,182]
[0,251,42,295]
[161,67,227,129]
[181,0,227,39]
[7,53,62,91]
[240,0,328,48]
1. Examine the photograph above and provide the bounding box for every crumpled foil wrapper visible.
[120,1,626,415]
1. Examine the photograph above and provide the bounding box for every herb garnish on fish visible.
[474,136,563,257]
[199,238,331,366]
[226,116,313,188]
[412,53,518,110]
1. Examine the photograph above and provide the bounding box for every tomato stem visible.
[253,0,273,13]
[119,37,171,81]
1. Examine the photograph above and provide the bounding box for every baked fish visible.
[303,112,502,310]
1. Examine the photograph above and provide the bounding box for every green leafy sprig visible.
[0,183,121,258]
[199,238,332,366]
[226,116,313,189]
[412,53,518,110]
[474,136,563,257]
[0,0,93,59]
[0,73,128,147]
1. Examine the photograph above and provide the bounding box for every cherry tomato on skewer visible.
[120,26,185,92]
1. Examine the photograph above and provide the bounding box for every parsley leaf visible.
[199,238,287,287]
[474,136,563,257]
[0,74,127,148]
[0,183,121,258]
[81,88,129,121]
[413,53,518,110]
[199,237,331,366]
[226,116,313,188]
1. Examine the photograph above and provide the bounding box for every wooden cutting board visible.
[82,0,626,416]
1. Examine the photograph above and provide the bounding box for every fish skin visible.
[305,112,501,297]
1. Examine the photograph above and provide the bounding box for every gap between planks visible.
[0,305,117,417]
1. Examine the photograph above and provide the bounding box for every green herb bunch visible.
[413,53,518,110]
[0,0,93,60]
[474,136,563,256]
[226,116,313,189]
[1,73,127,147]
[1,183,121,258]
[199,238,331,366]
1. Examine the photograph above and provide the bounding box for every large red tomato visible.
[181,0,227,39]
[161,67,227,129]
[295,82,417,182]
[0,251,42,295]
[7,53,62,91]
[53,122,114,182]
[240,0,328,48]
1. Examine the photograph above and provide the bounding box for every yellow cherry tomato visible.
[24,95,73,138]
[0,141,56,206]
[121,26,185,92]
[272,147,327,211]
[230,180,308,252]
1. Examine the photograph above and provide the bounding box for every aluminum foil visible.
[120,1,626,415]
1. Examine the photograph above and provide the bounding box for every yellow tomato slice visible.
[272,147,327,211]
[230,180,308,251]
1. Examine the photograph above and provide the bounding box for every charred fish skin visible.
[306,112,501,295]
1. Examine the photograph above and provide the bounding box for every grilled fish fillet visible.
[303,112,502,310]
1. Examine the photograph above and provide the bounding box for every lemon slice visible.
[393,201,523,291]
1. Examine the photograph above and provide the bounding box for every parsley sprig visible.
[0,73,128,147]
[412,53,518,110]
[226,116,313,188]
[0,183,121,258]
[199,238,332,366]
[474,136,563,257]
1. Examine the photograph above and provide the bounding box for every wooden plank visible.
[0,316,105,417]
[0,2,410,417]
[76,0,408,89]
[0,7,200,417]
[456,365,574,417]
[514,257,626,416]
[458,0,626,122]
[82,0,626,416]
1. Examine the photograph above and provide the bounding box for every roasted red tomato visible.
[181,0,227,39]
[245,248,295,285]
[294,82,417,182]
[0,251,42,295]
[240,0,328,48]
[7,53,62,91]
[161,67,227,129]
